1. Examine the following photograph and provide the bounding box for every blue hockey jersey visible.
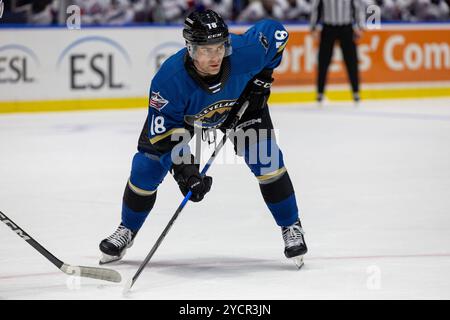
[139,19,289,169]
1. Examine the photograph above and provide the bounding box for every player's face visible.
[193,42,226,76]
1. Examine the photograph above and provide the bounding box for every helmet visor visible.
[187,36,232,60]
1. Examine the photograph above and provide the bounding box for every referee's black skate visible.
[99,224,137,265]
[282,219,307,269]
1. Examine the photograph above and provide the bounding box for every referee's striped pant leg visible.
[244,139,299,227]
[122,151,169,231]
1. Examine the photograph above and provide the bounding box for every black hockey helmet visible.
[183,9,232,58]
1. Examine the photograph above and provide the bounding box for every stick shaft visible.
[0,210,64,269]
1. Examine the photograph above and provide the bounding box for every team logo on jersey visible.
[149,91,169,111]
[184,100,236,129]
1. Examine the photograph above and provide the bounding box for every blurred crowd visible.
[1,0,449,25]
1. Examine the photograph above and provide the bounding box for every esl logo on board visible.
[57,36,131,91]
[0,45,38,84]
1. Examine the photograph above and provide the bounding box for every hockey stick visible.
[0,210,122,283]
[124,100,250,292]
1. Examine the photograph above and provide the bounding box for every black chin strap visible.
[184,53,231,94]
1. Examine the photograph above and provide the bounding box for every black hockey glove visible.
[172,156,212,202]
[220,69,273,130]
[247,68,274,111]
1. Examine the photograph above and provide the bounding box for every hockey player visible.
[99,9,307,267]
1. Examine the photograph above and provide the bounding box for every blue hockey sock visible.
[121,203,150,232]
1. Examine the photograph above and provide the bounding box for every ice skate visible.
[99,224,137,265]
[316,93,325,108]
[353,92,361,108]
[282,219,307,269]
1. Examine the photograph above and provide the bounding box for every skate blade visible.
[99,240,134,265]
[291,255,304,269]
[99,251,125,265]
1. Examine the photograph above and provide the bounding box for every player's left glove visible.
[220,69,273,130]
[247,68,274,111]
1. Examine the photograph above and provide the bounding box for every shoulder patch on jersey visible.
[149,91,169,111]
[258,32,269,52]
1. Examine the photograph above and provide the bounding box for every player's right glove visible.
[172,156,212,202]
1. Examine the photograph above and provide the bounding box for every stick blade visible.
[61,264,122,283]
[122,278,134,296]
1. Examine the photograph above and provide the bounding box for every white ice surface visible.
[0,98,449,300]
